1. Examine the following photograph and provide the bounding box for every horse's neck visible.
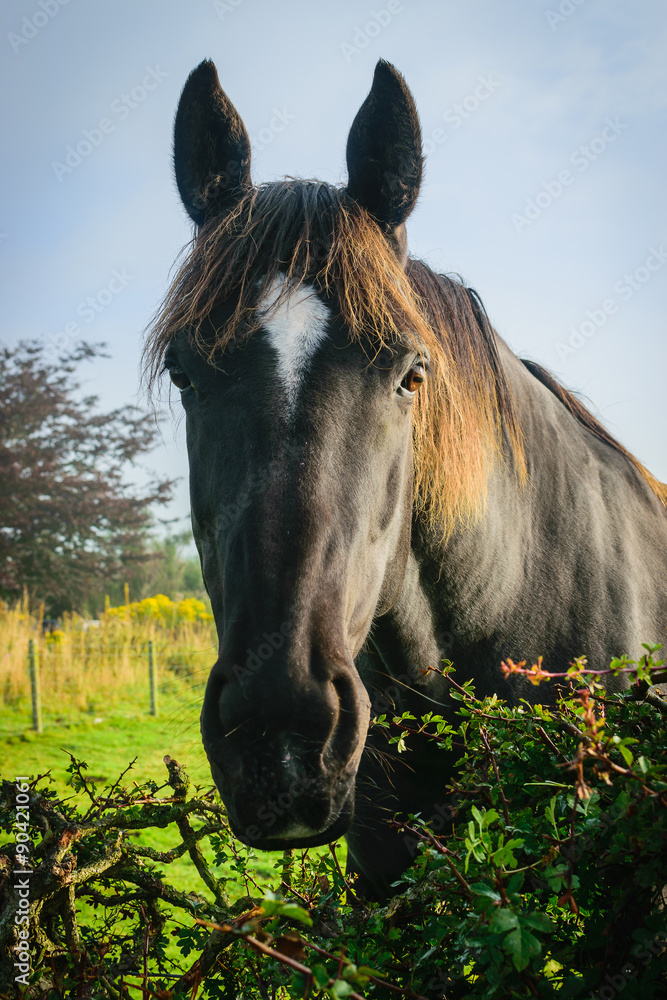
[380,337,642,702]
[387,335,666,694]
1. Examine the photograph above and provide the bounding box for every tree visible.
[0,340,173,615]
[136,531,205,601]
[104,532,206,608]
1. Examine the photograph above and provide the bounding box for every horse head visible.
[160,59,426,848]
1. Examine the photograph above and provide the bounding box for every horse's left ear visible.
[345,60,423,237]
[173,59,252,226]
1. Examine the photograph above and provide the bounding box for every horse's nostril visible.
[333,674,353,715]
[326,672,366,767]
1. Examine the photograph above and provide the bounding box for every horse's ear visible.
[345,60,422,233]
[173,60,252,226]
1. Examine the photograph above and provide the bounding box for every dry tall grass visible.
[0,593,218,718]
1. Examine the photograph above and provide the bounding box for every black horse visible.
[146,58,667,900]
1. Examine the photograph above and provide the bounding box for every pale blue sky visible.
[2,0,666,532]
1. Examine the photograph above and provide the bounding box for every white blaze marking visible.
[260,274,330,411]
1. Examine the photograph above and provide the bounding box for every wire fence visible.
[0,595,217,726]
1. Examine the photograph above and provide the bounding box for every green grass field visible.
[1,676,301,988]
[1,677,293,903]
[0,595,344,991]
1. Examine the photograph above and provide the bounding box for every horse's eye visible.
[401,364,426,394]
[168,366,191,391]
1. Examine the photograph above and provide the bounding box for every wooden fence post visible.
[148,641,158,717]
[28,638,42,733]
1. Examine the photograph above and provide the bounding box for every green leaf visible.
[503,925,542,971]
[506,872,525,894]
[524,781,569,788]
[504,837,524,851]
[545,794,558,835]
[312,964,330,989]
[328,980,354,999]
[491,909,519,933]
[470,882,502,901]
[259,893,282,917]
[278,903,313,927]
[357,966,382,977]
[491,837,524,868]
[522,912,555,933]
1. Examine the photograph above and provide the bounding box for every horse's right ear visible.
[173,60,252,226]
[345,60,422,233]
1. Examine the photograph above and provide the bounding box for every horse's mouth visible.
[229,804,353,851]
[206,754,355,849]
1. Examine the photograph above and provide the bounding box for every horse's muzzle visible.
[207,751,356,848]
[201,654,371,847]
